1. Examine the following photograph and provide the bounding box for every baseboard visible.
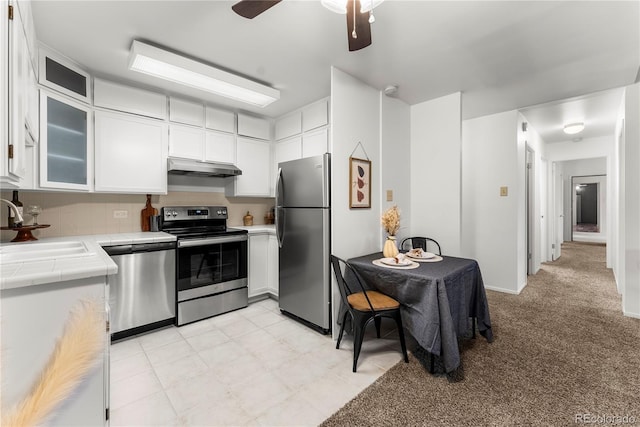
[484,285,522,295]
[623,309,640,319]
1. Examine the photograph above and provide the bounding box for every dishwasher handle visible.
[103,241,176,256]
[131,241,176,253]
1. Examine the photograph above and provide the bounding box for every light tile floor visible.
[110,298,406,426]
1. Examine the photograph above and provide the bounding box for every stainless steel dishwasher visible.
[104,241,176,340]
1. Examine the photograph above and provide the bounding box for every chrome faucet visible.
[1,199,24,226]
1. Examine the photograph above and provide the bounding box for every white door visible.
[553,162,563,260]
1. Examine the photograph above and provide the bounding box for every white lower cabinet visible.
[248,233,269,298]
[227,137,271,197]
[94,110,168,194]
[1,276,108,426]
[248,231,279,299]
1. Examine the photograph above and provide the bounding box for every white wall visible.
[462,110,525,294]
[381,94,411,244]
[622,83,640,318]
[330,67,381,336]
[409,92,462,256]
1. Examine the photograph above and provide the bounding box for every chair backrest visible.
[330,255,376,313]
[400,237,442,255]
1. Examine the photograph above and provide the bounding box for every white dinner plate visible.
[406,251,436,260]
[380,257,413,266]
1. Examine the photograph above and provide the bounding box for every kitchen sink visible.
[0,241,94,263]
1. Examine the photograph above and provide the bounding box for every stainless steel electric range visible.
[160,206,248,326]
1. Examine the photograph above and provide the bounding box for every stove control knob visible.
[222,210,227,216]
[172,211,178,217]
[217,210,222,215]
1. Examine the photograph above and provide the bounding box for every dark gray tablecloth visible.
[348,252,493,374]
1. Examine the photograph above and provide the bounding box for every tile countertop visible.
[0,232,176,291]
[234,224,276,234]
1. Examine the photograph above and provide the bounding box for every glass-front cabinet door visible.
[39,90,92,190]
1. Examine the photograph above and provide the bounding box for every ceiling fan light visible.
[321,0,384,14]
[563,122,585,135]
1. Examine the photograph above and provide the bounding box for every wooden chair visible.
[400,237,441,255]
[330,255,409,372]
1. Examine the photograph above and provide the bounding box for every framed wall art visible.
[349,156,371,208]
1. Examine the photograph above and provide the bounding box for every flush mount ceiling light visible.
[128,40,280,108]
[563,122,585,135]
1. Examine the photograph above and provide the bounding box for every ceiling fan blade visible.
[346,0,372,51]
[232,0,282,19]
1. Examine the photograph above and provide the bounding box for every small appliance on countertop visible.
[160,206,249,326]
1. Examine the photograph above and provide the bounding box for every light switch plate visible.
[386,190,393,201]
[500,186,508,197]
[113,210,128,219]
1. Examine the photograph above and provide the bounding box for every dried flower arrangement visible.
[381,205,400,236]
[2,300,104,427]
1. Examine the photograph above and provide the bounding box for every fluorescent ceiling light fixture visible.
[321,0,384,14]
[128,40,279,107]
[563,122,585,135]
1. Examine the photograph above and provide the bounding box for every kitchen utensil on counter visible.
[149,215,161,232]
[141,194,158,231]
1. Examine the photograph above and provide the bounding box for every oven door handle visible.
[178,235,248,248]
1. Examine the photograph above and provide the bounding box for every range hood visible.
[167,158,242,177]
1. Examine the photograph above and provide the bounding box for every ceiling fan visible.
[232,0,376,51]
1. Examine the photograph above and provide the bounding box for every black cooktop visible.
[160,206,248,239]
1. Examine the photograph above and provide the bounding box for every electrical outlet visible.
[500,186,508,197]
[113,210,128,219]
[386,190,393,201]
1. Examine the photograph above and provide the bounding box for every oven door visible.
[176,235,248,302]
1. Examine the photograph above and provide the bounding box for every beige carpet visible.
[321,242,640,426]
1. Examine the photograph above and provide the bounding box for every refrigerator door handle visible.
[275,168,284,248]
[276,207,285,248]
[275,167,283,208]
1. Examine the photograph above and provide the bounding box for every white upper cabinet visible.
[205,131,235,164]
[275,136,301,166]
[205,106,235,133]
[169,97,204,127]
[39,46,91,103]
[302,99,328,132]
[94,78,166,119]
[40,90,93,191]
[302,128,328,158]
[227,137,271,197]
[275,111,302,141]
[94,110,168,194]
[169,124,205,160]
[237,113,270,140]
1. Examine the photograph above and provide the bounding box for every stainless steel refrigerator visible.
[276,153,331,333]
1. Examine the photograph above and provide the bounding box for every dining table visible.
[347,251,493,381]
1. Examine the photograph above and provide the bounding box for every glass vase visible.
[383,235,399,258]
